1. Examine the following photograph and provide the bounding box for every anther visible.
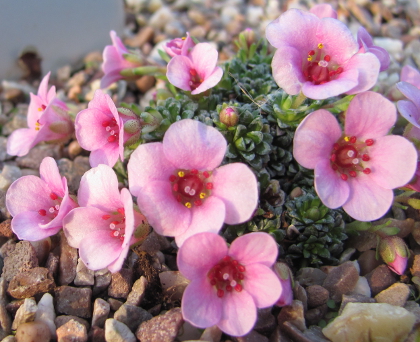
[362,154,370,161]
[217,289,224,298]
[350,136,357,143]
[344,136,350,142]
[38,209,47,216]
[308,50,315,55]
[317,43,324,49]
[102,215,111,220]
[108,135,117,143]
[178,171,185,177]
[235,284,243,292]
[349,171,357,177]
[199,193,206,199]
[117,208,125,215]
[363,168,371,174]
[102,121,110,127]
[50,193,58,200]
[324,55,331,62]
[341,174,348,181]
[203,171,210,178]
[206,183,213,190]
[173,184,179,192]
[366,139,374,146]
[185,202,192,208]
[191,169,198,174]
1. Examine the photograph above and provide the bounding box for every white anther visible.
[106,126,111,131]
[318,60,328,67]
[223,273,229,280]
[189,189,196,196]
[230,280,237,287]
[184,186,191,193]
[110,130,115,135]
[49,207,55,213]
[110,223,116,229]
[352,158,359,164]
[347,150,355,157]
[55,205,60,210]
[112,231,119,237]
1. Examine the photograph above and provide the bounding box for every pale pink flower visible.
[379,236,409,275]
[357,27,390,72]
[266,9,380,100]
[401,65,420,89]
[293,91,417,221]
[403,162,420,192]
[6,157,77,241]
[166,43,223,95]
[63,164,147,273]
[178,232,281,337]
[164,32,195,58]
[310,4,337,19]
[127,119,258,246]
[273,262,293,307]
[397,67,420,128]
[75,89,142,168]
[7,72,73,157]
[101,30,143,89]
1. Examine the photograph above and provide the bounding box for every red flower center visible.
[102,118,119,143]
[102,207,126,241]
[330,136,374,180]
[189,68,203,91]
[169,169,213,208]
[303,43,343,85]
[208,255,245,298]
[37,192,63,221]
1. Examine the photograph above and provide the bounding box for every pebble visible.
[293,282,308,312]
[91,298,110,329]
[411,254,420,278]
[357,250,383,276]
[74,259,95,286]
[29,238,51,266]
[114,304,152,332]
[56,319,88,342]
[58,232,78,286]
[305,304,328,327]
[108,269,133,299]
[351,276,371,297]
[338,293,376,315]
[135,75,156,93]
[0,165,21,192]
[35,293,56,339]
[11,298,37,330]
[15,321,51,342]
[306,285,329,308]
[55,315,89,331]
[126,276,148,306]
[45,251,60,278]
[149,7,174,30]
[374,283,410,307]
[253,308,276,335]
[365,264,397,296]
[7,267,55,299]
[0,278,11,339]
[15,144,61,170]
[295,268,327,287]
[89,326,105,342]
[105,318,136,342]
[277,300,306,332]
[3,241,38,282]
[55,286,92,319]
[0,240,15,259]
[200,325,223,342]
[0,220,13,239]
[322,261,359,302]
[159,271,189,302]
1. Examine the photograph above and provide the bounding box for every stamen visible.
[102,215,111,220]
[235,284,243,292]
[185,202,192,208]
[363,168,371,174]
[199,193,206,199]
[350,136,357,143]
[352,158,359,164]
[317,43,324,49]
[50,193,58,200]
[178,171,185,177]
[108,135,117,143]
[173,183,179,191]
[217,289,224,298]
[362,154,370,161]
[324,55,331,62]
[341,174,348,181]
[38,209,47,216]
[366,139,374,146]
[117,208,125,215]
[206,183,213,190]
[309,50,315,55]
[191,169,198,174]
[349,171,357,177]
[344,136,350,142]
[203,171,210,178]
[102,121,110,127]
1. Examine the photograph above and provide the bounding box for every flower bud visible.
[379,236,409,275]
[273,262,293,307]
[219,107,239,127]
[124,119,141,134]
[240,28,256,49]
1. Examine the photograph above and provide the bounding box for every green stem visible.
[291,92,307,109]
[120,66,167,77]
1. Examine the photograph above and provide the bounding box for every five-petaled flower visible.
[7,72,73,157]
[293,91,417,221]
[166,43,223,95]
[6,157,78,241]
[177,232,282,336]
[265,8,380,100]
[397,66,420,128]
[164,32,195,58]
[357,27,390,72]
[63,164,148,272]
[127,119,258,246]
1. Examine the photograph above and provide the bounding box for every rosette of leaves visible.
[284,192,347,266]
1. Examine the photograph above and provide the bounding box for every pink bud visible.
[273,262,294,307]
[379,236,409,275]
[219,107,239,127]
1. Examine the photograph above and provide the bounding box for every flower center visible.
[330,136,374,180]
[189,69,203,91]
[169,169,213,208]
[303,43,343,85]
[102,207,126,241]
[37,192,62,221]
[101,118,119,143]
[208,255,245,298]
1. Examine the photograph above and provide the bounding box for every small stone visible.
[15,144,60,170]
[323,261,359,302]
[3,241,38,282]
[108,269,133,299]
[404,301,420,326]
[346,231,377,252]
[55,316,89,331]
[233,329,269,342]
[29,238,52,266]
[15,321,51,342]
[137,231,171,255]
[107,298,123,312]
[136,307,183,342]
[339,294,376,315]
[323,303,415,342]
[159,271,189,302]
[365,264,397,296]
[305,304,328,326]
[58,232,78,286]
[277,300,306,332]
[56,319,88,342]
[295,268,327,287]
[89,326,105,342]
[351,276,371,297]
[125,27,154,47]
[0,240,15,259]
[306,285,329,309]
[254,308,276,335]
[411,255,420,278]
[91,299,110,329]
[0,220,13,239]
[74,259,94,286]
[68,141,82,159]
[104,318,136,342]
[114,304,152,332]
[1,336,16,342]
[45,252,60,278]
[149,7,173,30]
[7,267,55,299]
[93,269,111,296]
[35,293,56,339]
[200,325,223,342]
[293,282,308,312]
[358,250,383,276]
[135,75,156,93]
[12,298,37,330]
[55,286,92,319]
[126,276,148,306]
[375,283,410,307]
[0,278,11,338]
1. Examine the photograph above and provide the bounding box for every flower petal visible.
[368,135,417,189]
[167,56,193,91]
[397,100,420,127]
[182,278,222,328]
[178,232,228,280]
[89,145,120,168]
[293,109,342,169]
[344,53,380,95]
[343,174,394,221]
[75,108,110,151]
[243,264,282,308]
[229,232,278,267]
[211,163,257,225]
[120,188,135,249]
[39,157,65,197]
[345,92,397,139]
[190,43,218,79]
[175,196,226,247]
[315,158,350,208]
[100,69,123,89]
[37,72,51,102]
[6,128,38,157]
[12,211,61,241]
[192,66,223,95]
[401,65,420,89]
[163,119,227,171]
[310,4,337,19]
[107,245,130,273]
[397,82,420,110]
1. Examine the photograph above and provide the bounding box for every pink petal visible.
[42,185,77,231]
[265,9,317,51]
[110,30,128,55]
[89,144,120,168]
[397,82,420,110]
[63,207,111,248]
[163,119,227,171]
[345,92,396,139]
[344,53,381,95]
[343,174,394,221]
[401,65,420,89]
[78,229,123,271]
[12,211,61,241]
[190,43,218,79]
[182,278,222,328]
[100,69,123,89]
[191,66,223,95]
[217,291,257,337]
[293,109,342,169]
[315,159,350,208]
[211,163,257,225]
[27,93,43,128]
[37,72,51,102]
[229,232,278,267]
[107,245,130,273]
[368,135,417,189]
[397,100,420,127]
[120,188,135,249]
[46,84,57,103]
[6,128,38,157]
[175,196,226,247]
[77,164,122,210]
[181,32,195,56]
[271,46,304,95]
[357,26,373,48]
[75,107,110,151]
[243,264,282,308]
[39,157,65,197]
[167,56,194,91]
[310,4,337,19]
[135,180,191,237]
[178,232,228,280]
[128,143,176,197]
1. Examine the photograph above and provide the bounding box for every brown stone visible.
[365,265,397,296]
[358,250,383,276]
[295,268,327,287]
[254,308,276,335]
[136,75,156,93]
[277,300,306,332]
[0,220,13,239]
[93,269,111,296]
[411,255,420,278]
[305,304,328,326]
[114,304,152,332]
[55,315,90,331]
[126,276,148,306]
[58,232,78,286]
[7,267,55,299]
[45,251,60,278]
[3,241,38,282]
[125,26,154,48]
[375,283,410,307]
[89,326,106,342]
[15,321,51,342]
[108,269,133,299]
[306,285,329,309]
[29,239,52,266]
[55,286,92,318]
[91,298,110,328]
[56,318,88,342]
[338,294,376,315]
[322,261,359,302]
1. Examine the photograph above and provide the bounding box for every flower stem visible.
[291,92,307,109]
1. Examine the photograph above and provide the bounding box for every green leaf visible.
[378,226,400,236]
[239,150,255,161]
[246,131,263,144]
[408,198,420,210]
[233,125,247,141]
[255,141,271,155]
[234,137,247,151]
[226,143,238,158]
[327,299,336,309]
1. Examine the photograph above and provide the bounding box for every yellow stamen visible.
[185,202,192,208]
[178,171,185,177]
[307,56,313,61]
[199,193,206,199]
[344,136,350,142]
[38,107,43,111]
[182,37,186,40]
[318,43,324,49]
[35,122,41,131]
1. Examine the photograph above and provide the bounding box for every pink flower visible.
[7,72,73,157]
[75,89,142,168]
[178,232,281,337]
[378,236,409,275]
[310,4,337,19]
[357,27,390,72]
[293,91,417,221]
[166,43,223,95]
[6,157,77,241]
[401,65,420,89]
[164,32,195,58]
[265,9,380,100]
[403,162,420,192]
[63,164,148,272]
[273,262,293,307]
[101,30,143,89]
[397,67,420,128]
[127,119,258,246]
